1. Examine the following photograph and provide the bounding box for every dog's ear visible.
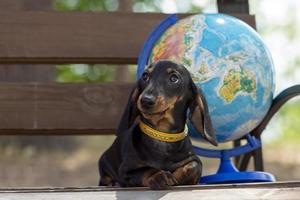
[117,84,140,135]
[188,82,218,146]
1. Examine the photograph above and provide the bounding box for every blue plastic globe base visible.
[193,134,276,184]
[199,157,275,184]
[200,171,276,184]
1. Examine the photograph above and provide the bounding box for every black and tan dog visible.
[98,60,217,190]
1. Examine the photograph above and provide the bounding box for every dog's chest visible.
[137,136,194,171]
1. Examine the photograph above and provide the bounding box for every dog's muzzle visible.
[140,94,156,109]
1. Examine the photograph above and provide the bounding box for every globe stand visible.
[193,134,275,184]
[137,14,276,184]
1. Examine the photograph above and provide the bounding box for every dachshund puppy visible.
[98,60,217,190]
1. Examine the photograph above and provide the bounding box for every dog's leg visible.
[142,170,178,190]
[122,167,178,189]
[98,154,118,186]
[172,161,202,185]
[99,164,116,186]
[99,175,115,186]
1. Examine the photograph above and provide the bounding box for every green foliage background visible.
[55,0,119,11]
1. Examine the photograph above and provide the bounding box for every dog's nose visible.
[140,95,156,108]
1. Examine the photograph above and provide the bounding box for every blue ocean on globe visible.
[147,13,275,143]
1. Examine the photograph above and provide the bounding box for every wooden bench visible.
[0,1,255,149]
[0,4,256,137]
[1,0,300,198]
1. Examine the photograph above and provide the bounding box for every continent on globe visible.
[219,67,256,103]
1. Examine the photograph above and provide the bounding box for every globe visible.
[143,14,275,143]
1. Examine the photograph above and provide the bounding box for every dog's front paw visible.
[145,170,178,190]
[173,161,202,185]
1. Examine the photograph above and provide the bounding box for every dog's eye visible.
[169,74,179,83]
[142,72,150,82]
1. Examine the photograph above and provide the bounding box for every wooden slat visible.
[0,1,55,83]
[0,182,300,199]
[0,0,53,11]
[1,188,298,200]
[0,82,133,134]
[1,181,300,192]
[0,65,55,82]
[0,1,23,11]
[0,12,255,64]
[217,0,249,14]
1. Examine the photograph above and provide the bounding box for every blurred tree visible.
[56,64,116,83]
[55,0,118,11]
[253,1,300,144]
[276,100,300,143]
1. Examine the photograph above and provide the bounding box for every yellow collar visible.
[139,121,188,142]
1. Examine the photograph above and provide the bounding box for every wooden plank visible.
[0,1,22,10]
[0,12,255,64]
[0,1,55,83]
[217,0,249,14]
[114,0,133,82]
[0,82,133,134]
[0,65,55,82]
[1,188,298,200]
[1,181,300,192]
[0,0,53,11]
[0,182,299,199]
[20,0,53,11]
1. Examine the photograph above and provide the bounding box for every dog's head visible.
[117,60,217,146]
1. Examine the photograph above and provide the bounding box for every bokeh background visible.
[0,0,299,187]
